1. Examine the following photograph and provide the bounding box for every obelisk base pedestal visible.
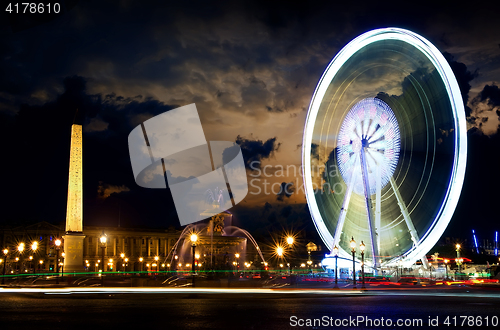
[62,232,86,273]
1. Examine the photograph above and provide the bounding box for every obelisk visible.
[62,124,86,273]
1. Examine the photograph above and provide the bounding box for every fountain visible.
[165,189,266,274]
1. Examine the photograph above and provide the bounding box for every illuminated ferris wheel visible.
[302,28,467,270]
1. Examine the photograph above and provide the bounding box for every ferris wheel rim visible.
[302,27,467,267]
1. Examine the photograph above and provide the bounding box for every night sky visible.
[1,0,499,248]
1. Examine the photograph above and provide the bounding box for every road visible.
[0,286,499,329]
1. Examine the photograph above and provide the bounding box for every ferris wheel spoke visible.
[332,155,359,251]
[368,140,386,150]
[369,123,389,142]
[363,114,370,137]
[365,150,379,172]
[366,116,379,138]
[355,120,363,141]
[360,146,379,272]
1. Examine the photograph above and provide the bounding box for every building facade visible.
[0,222,183,274]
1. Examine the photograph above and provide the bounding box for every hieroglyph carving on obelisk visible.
[65,124,83,232]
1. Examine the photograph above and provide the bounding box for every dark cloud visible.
[276,181,295,201]
[235,135,281,170]
[261,201,272,216]
[0,75,180,227]
[280,205,293,218]
[311,143,319,160]
[475,84,500,107]
[446,128,500,237]
[266,105,284,113]
[442,52,478,117]
[267,211,277,223]
[0,0,499,242]
[468,84,500,133]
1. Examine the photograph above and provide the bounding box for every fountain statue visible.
[165,188,266,274]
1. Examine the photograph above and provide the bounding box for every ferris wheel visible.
[302,28,467,270]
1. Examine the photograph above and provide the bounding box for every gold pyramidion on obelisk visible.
[63,124,86,273]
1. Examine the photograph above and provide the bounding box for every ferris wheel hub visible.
[337,97,400,196]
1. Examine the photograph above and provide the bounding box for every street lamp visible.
[17,242,24,273]
[61,252,65,278]
[31,242,38,274]
[190,233,198,287]
[350,237,357,289]
[109,258,113,271]
[100,233,107,286]
[29,255,33,274]
[444,259,449,280]
[360,241,366,290]
[235,253,240,275]
[120,253,125,272]
[139,257,144,273]
[286,236,294,246]
[455,243,462,280]
[154,256,159,273]
[276,247,283,274]
[307,259,312,271]
[55,239,62,284]
[333,245,339,289]
[2,248,7,285]
[307,250,312,274]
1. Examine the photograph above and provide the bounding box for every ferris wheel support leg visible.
[389,177,427,267]
[375,165,382,254]
[360,146,379,274]
[332,157,358,252]
[421,256,430,270]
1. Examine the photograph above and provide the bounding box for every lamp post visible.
[360,241,366,290]
[139,257,144,274]
[235,253,240,275]
[100,233,107,286]
[350,237,356,289]
[154,256,159,273]
[286,237,294,273]
[29,255,33,274]
[17,242,24,273]
[333,245,339,289]
[2,248,7,285]
[61,252,65,278]
[444,259,449,280]
[119,253,125,272]
[31,242,38,274]
[55,239,61,284]
[307,250,312,274]
[455,244,461,280]
[276,247,283,274]
[190,233,198,287]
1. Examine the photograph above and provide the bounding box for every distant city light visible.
[495,231,498,257]
[472,229,479,254]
